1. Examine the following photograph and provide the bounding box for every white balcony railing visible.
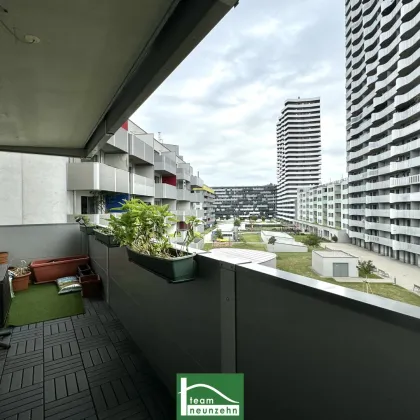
[177,189,192,201]
[390,209,420,219]
[131,173,154,197]
[349,230,365,240]
[154,183,177,200]
[365,195,389,204]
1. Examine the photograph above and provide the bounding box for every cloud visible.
[131,0,346,186]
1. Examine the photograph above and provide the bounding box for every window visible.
[81,196,95,214]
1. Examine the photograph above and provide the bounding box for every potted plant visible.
[109,199,199,283]
[75,215,96,235]
[94,226,119,247]
[9,260,31,292]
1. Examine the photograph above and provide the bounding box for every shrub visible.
[301,234,322,247]
[215,229,223,240]
[331,235,338,242]
[357,260,376,277]
[234,218,241,227]
[268,236,276,245]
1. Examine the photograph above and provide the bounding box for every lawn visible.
[276,252,420,307]
[8,283,84,326]
[240,233,262,242]
[232,243,267,251]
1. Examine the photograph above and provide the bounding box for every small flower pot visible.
[11,272,30,292]
[0,252,8,265]
[80,225,96,235]
[94,230,119,247]
[126,247,196,283]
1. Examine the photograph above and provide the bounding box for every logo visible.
[176,373,244,419]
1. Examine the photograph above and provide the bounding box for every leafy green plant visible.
[215,229,223,240]
[331,235,338,243]
[358,260,376,277]
[183,216,203,252]
[268,236,276,245]
[301,234,322,247]
[233,218,241,227]
[108,199,177,258]
[261,216,266,222]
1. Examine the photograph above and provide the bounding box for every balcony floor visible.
[0,298,174,420]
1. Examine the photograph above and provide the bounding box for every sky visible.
[131,0,346,187]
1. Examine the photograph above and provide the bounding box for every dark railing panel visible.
[0,223,82,265]
[235,263,420,420]
[107,248,222,395]
[88,236,109,302]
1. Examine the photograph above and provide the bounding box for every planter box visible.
[126,247,195,283]
[80,274,102,298]
[9,271,30,292]
[80,225,96,235]
[94,230,119,247]
[31,255,90,284]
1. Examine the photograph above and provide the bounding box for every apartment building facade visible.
[277,97,322,221]
[346,0,420,265]
[294,179,349,241]
[0,121,212,234]
[213,184,277,219]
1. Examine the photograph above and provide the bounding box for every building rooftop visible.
[314,250,357,258]
[209,248,276,264]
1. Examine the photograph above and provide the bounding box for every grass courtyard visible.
[240,233,262,242]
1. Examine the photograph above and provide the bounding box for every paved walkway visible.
[321,242,420,292]
[0,298,173,419]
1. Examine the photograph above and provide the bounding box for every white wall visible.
[312,252,358,277]
[0,152,69,225]
[267,243,308,253]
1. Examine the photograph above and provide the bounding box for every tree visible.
[331,235,338,243]
[261,216,266,222]
[215,229,223,240]
[357,260,376,277]
[268,236,276,245]
[301,234,322,248]
[234,218,241,227]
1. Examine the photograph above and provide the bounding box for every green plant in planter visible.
[183,216,203,252]
[109,198,177,258]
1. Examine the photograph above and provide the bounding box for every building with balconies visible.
[213,184,276,219]
[346,0,420,266]
[294,179,350,241]
[276,98,322,221]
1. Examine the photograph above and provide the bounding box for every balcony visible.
[67,162,129,193]
[191,191,205,203]
[392,240,420,254]
[391,225,420,236]
[393,102,420,126]
[365,180,391,190]
[350,196,365,204]
[365,235,392,246]
[190,175,204,187]
[365,209,390,217]
[177,188,192,201]
[348,184,366,193]
[348,208,365,216]
[173,209,205,220]
[106,128,129,153]
[365,194,389,203]
[154,183,177,200]
[348,219,365,227]
[390,209,420,219]
[348,171,367,182]
[365,222,391,232]
[349,230,365,239]
[131,173,154,196]
[129,133,154,164]
[391,174,420,187]
[154,154,177,175]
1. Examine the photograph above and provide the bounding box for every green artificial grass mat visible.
[7,283,84,326]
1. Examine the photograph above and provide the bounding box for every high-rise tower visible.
[276,98,322,221]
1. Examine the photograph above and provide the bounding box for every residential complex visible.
[0,121,214,234]
[213,184,277,219]
[294,179,349,241]
[277,97,322,221]
[346,0,420,265]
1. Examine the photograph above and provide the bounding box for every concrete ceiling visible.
[0,0,237,157]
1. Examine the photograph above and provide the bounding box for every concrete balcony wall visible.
[190,175,204,187]
[177,189,192,201]
[67,162,129,193]
[107,129,129,153]
[131,173,155,197]
[129,134,154,165]
[155,183,177,200]
[176,168,191,181]
[190,191,205,203]
[154,154,177,175]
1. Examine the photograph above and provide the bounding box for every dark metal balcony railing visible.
[1,223,420,419]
